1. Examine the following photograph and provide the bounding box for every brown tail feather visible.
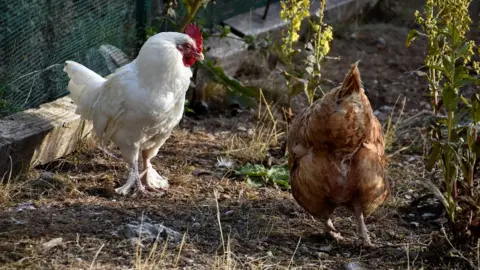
[337,61,362,99]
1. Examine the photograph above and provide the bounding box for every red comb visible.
[184,23,203,51]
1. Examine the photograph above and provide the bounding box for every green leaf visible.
[455,73,480,88]
[184,99,194,113]
[442,55,452,70]
[220,25,231,38]
[466,126,477,150]
[456,41,471,58]
[460,94,470,106]
[238,163,290,189]
[289,78,308,97]
[471,93,480,124]
[427,143,441,171]
[442,84,458,111]
[198,60,259,102]
[274,179,290,189]
[246,176,265,188]
[281,69,292,81]
[243,35,256,46]
[406,29,419,47]
[452,107,469,127]
[428,65,447,74]
[236,163,268,177]
[267,164,290,182]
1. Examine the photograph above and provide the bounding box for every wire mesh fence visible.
[0,0,150,117]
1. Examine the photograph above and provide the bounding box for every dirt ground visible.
[1,1,479,269]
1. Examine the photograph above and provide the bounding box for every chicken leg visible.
[354,204,373,247]
[140,137,170,193]
[115,143,141,195]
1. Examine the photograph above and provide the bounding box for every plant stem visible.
[178,0,203,32]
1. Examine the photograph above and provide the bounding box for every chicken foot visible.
[325,218,345,242]
[114,143,149,196]
[115,145,140,195]
[140,148,169,194]
[114,138,169,196]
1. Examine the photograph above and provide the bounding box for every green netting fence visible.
[0,0,151,117]
[0,0,273,117]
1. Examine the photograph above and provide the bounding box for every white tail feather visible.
[63,60,106,119]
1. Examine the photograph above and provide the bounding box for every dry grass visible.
[224,90,285,162]
[384,95,406,154]
[0,159,30,206]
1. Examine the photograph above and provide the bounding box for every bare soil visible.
[0,1,479,269]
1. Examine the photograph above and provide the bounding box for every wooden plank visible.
[0,96,92,179]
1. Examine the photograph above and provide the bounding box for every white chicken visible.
[63,24,204,196]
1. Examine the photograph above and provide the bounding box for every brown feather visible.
[288,62,390,240]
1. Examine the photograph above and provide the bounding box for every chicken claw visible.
[328,231,345,242]
[354,237,376,248]
[324,218,345,242]
[115,167,139,195]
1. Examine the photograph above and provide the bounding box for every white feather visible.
[64,31,194,148]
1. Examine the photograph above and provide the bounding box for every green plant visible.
[236,163,290,189]
[304,0,333,105]
[278,0,333,108]
[407,0,480,238]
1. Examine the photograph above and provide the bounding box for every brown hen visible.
[287,62,390,247]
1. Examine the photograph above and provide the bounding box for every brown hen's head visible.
[179,23,204,67]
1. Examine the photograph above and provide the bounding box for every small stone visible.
[387,230,396,238]
[38,237,63,252]
[298,244,309,253]
[421,213,435,218]
[376,37,386,48]
[15,201,36,212]
[420,101,430,108]
[404,194,412,200]
[266,251,273,257]
[379,105,393,112]
[237,126,247,132]
[345,262,364,270]
[118,217,183,244]
[410,222,420,228]
[192,170,212,176]
[319,244,333,252]
[10,217,26,225]
[224,210,234,216]
[374,110,388,122]
[407,213,415,218]
[39,171,56,181]
[407,156,417,162]
[317,252,329,258]
[192,222,201,229]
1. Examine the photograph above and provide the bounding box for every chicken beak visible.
[196,52,204,61]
